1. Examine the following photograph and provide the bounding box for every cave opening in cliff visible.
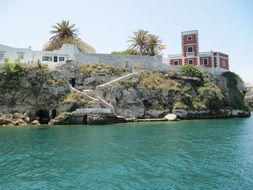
[51,109,57,119]
[35,110,50,124]
[83,115,87,124]
[70,78,76,87]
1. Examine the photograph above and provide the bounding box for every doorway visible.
[54,56,58,62]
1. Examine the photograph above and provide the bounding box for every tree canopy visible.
[50,20,79,42]
[128,29,165,56]
[44,20,95,53]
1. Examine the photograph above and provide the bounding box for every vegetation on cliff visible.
[136,66,224,111]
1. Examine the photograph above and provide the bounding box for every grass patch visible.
[80,63,128,75]
[138,71,181,92]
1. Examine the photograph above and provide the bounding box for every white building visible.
[0,44,79,69]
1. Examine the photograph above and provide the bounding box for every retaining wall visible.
[74,52,168,72]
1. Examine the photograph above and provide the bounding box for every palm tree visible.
[50,20,79,42]
[128,29,149,55]
[44,20,80,51]
[147,34,165,56]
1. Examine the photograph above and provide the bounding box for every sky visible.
[0,0,253,83]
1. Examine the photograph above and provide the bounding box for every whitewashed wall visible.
[75,52,168,72]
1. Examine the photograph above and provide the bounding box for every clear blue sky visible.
[1,0,253,83]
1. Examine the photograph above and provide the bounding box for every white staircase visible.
[69,72,138,115]
[96,72,138,88]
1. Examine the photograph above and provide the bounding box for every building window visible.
[0,51,5,60]
[173,60,178,65]
[59,57,65,62]
[187,47,193,52]
[17,52,25,59]
[42,56,53,61]
[188,59,193,64]
[187,36,192,41]
[203,58,208,66]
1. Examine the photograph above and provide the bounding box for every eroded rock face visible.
[95,71,251,119]
[0,66,71,118]
[95,74,173,119]
[57,62,130,90]
[215,72,248,111]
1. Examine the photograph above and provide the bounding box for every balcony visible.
[186,52,195,57]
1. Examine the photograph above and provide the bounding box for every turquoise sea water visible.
[0,116,253,190]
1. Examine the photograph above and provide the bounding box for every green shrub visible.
[1,58,23,74]
[180,64,203,79]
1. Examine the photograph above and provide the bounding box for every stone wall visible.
[74,52,168,72]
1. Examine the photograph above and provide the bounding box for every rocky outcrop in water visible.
[0,113,39,126]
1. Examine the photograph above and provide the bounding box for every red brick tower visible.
[181,30,199,65]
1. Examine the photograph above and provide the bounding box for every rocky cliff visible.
[0,63,121,125]
[95,68,250,119]
[0,63,250,125]
[0,64,71,124]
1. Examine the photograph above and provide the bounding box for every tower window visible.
[203,58,208,66]
[187,36,192,41]
[188,59,193,64]
[187,47,193,52]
